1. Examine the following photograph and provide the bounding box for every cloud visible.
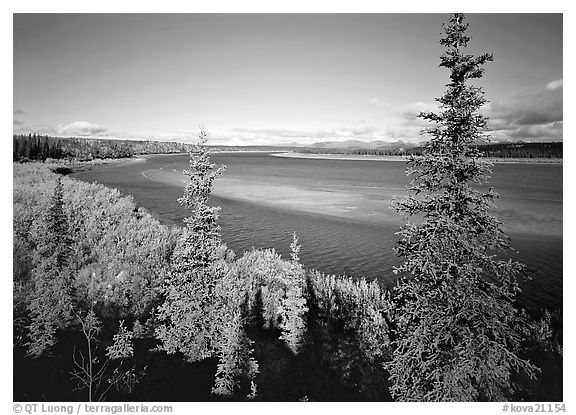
[13,119,24,125]
[13,108,25,115]
[487,85,562,140]
[148,124,408,146]
[546,79,563,90]
[368,101,438,140]
[388,88,563,142]
[490,89,562,126]
[369,98,383,107]
[13,123,58,135]
[337,125,379,136]
[56,121,108,136]
[399,102,439,121]
[236,126,384,144]
[507,121,563,139]
[159,125,393,146]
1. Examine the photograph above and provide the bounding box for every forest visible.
[12,133,303,163]
[299,142,563,159]
[13,14,563,402]
[12,134,193,162]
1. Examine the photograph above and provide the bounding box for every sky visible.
[13,13,563,145]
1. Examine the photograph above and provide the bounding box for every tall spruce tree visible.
[388,13,537,401]
[155,128,227,362]
[27,177,74,356]
[155,129,261,396]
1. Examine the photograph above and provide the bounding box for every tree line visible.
[13,134,193,163]
[299,142,563,159]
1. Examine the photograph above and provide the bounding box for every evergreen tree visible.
[211,312,259,396]
[155,129,261,396]
[388,13,537,401]
[27,177,74,356]
[277,233,308,354]
[13,136,20,161]
[155,128,227,362]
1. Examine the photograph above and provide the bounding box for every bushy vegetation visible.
[13,162,180,400]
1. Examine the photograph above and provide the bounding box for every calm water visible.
[72,153,562,311]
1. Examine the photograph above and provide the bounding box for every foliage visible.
[277,233,308,354]
[307,270,392,363]
[388,13,538,401]
[278,286,308,354]
[155,128,227,362]
[301,269,392,399]
[235,246,308,337]
[106,321,134,360]
[14,162,178,401]
[13,163,179,322]
[64,182,178,318]
[211,313,259,396]
[26,178,75,356]
[153,129,269,397]
[70,308,144,401]
[106,320,147,396]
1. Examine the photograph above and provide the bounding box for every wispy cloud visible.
[56,121,108,136]
[399,102,439,121]
[226,126,382,145]
[546,79,563,90]
[368,98,383,107]
[13,108,25,115]
[366,101,439,142]
[13,123,57,135]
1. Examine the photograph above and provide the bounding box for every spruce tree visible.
[27,177,74,356]
[155,129,261,396]
[278,233,308,354]
[388,13,537,401]
[155,128,227,362]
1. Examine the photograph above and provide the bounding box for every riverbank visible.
[272,152,563,164]
[271,152,407,162]
[50,150,276,174]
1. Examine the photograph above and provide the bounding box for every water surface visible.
[72,152,562,311]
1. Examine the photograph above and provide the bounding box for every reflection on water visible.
[71,152,562,311]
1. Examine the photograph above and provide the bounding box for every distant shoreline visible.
[271,152,563,164]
